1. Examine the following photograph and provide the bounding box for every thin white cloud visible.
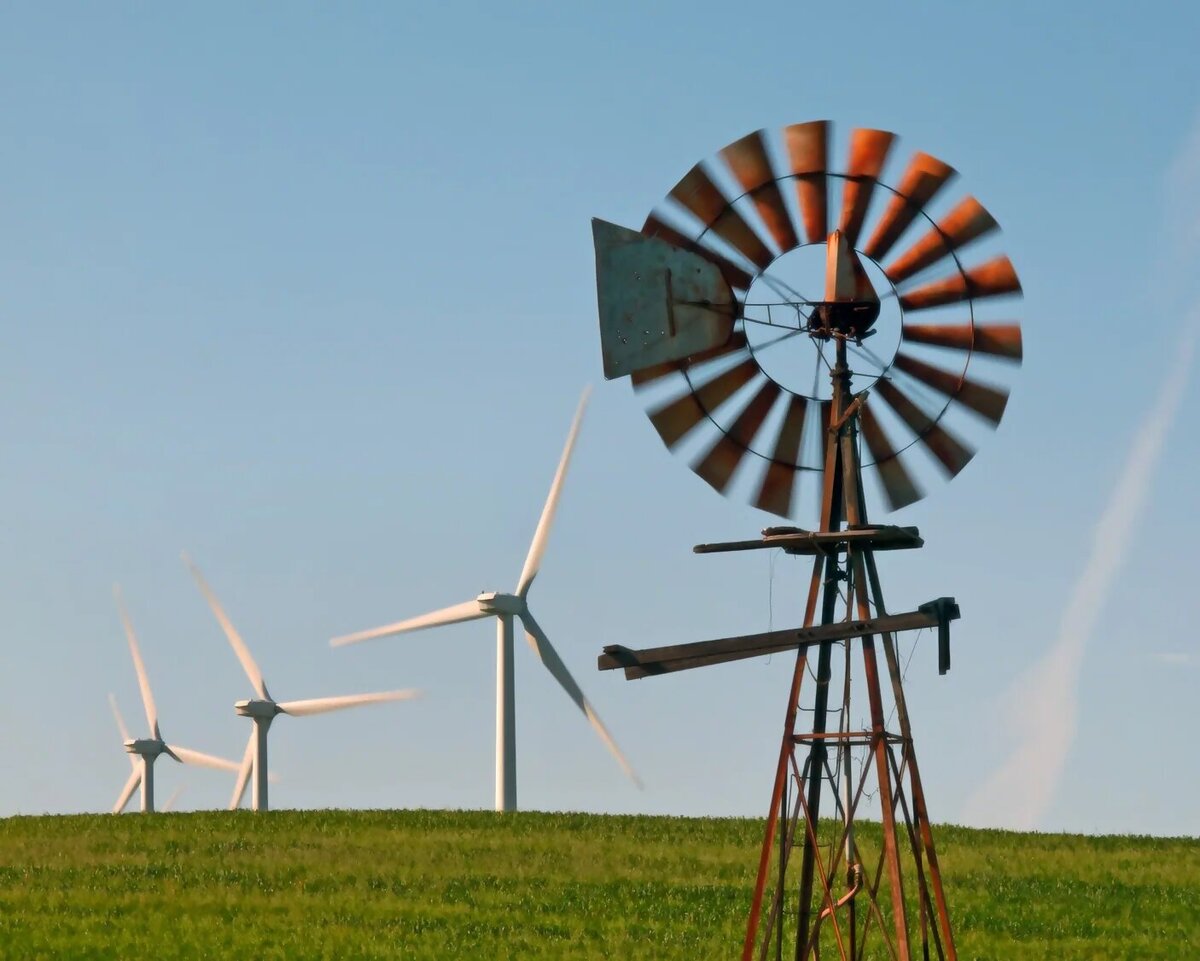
[962,111,1200,830]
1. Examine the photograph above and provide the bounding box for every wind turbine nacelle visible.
[124,738,166,757]
[235,699,280,719]
[477,592,524,616]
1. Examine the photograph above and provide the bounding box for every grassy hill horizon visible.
[0,809,1194,959]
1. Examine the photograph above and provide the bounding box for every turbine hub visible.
[235,698,280,719]
[477,592,525,616]
[124,738,167,757]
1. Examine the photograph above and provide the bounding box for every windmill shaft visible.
[253,716,272,812]
[496,614,517,812]
[140,755,155,814]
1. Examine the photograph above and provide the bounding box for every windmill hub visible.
[235,698,280,719]
[123,738,167,758]
[477,592,525,616]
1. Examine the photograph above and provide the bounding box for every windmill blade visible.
[631,330,749,390]
[516,387,590,598]
[692,379,781,493]
[783,120,829,243]
[839,128,896,246]
[168,745,242,773]
[668,163,774,271]
[648,356,759,449]
[228,731,255,811]
[901,322,1023,361]
[862,151,956,261]
[885,196,999,284]
[276,689,422,718]
[859,399,923,511]
[330,598,488,647]
[108,693,134,749]
[875,379,975,477]
[898,256,1021,311]
[642,214,754,291]
[754,394,809,517]
[519,610,642,788]
[114,586,159,738]
[183,554,268,700]
[112,769,140,814]
[893,352,1009,425]
[719,130,799,254]
[162,784,184,813]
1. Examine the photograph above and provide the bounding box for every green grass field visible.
[0,810,1194,960]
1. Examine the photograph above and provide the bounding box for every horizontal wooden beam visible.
[693,524,923,556]
[598,598,959,680]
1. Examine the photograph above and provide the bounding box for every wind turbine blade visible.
[162,784,184,812]
[519,611,642,788]
[229,731,255,810]
[113,770,140,814]
[516,387,590,598]
[108,693,133,747]
[331,600,487,647]
[114,586,159,738]
[183,554,268,699]
[168,745,242,773]
[277,689,422,718]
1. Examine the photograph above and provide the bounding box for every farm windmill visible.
[592,121,1022,960]
[109,589,241,814]
[331,389,640,811]
[184,556,422,812]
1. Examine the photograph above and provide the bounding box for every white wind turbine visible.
[331,388,640,811]
[109,588,241,814]
[184,555,422,812]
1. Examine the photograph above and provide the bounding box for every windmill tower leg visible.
[253,716,272,812]
[496,613,517,812]
[140,755,155,814]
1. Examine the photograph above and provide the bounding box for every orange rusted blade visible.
[753,394,809,516]
[892,353,1009,425]
[862,152,956,261]
[692,380,782,493]
[839,128,896,245]
[642,213,755,291]
[885,196,999,284]
[631,330,749,390]
[648,357,759,448]
[818,399,833,471]
[859,399,923,510]
[783,121,829,244]
[668,164,774,271]
[875,379,975,477]
[898,256,1021,311]
[901,322,1022,361]
[720,130,799,255]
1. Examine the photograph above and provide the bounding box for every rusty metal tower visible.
[591,122,1022,960]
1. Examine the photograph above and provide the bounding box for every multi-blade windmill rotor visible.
[184,556,422,812]
[331,388,640,811]
[595,121,1022,522]
[109,589,240,814]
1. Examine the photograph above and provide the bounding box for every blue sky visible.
[0,2,1197,835]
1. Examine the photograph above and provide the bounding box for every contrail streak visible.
[962,318,1198,830]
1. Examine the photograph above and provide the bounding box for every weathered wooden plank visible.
[598,600,959,679]
[692,525,923,556]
